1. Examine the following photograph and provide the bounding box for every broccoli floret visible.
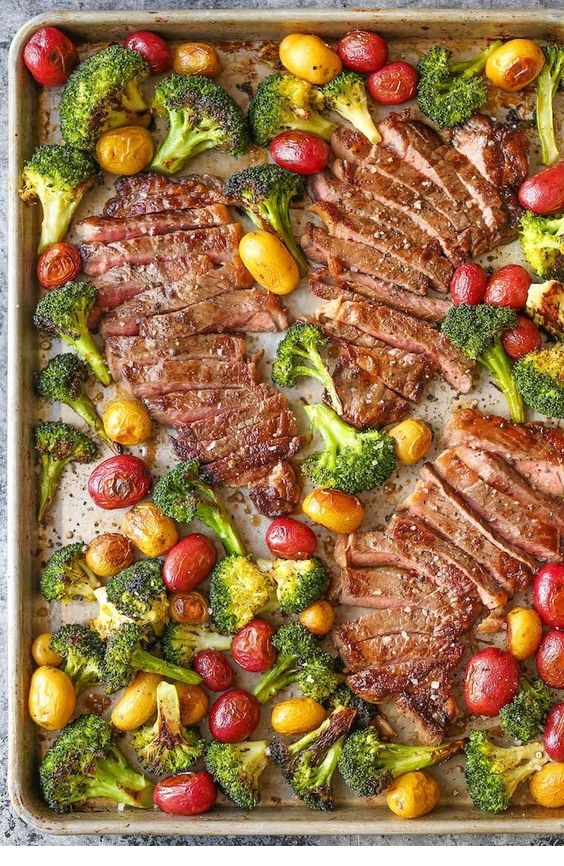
[441,304,525,423]
[49,623,105,694]
[514,344,564,418]
[131,681,205,776]
[103,623,202,693]
[267,557,329,614]
[339,728,464,797]
[89,587,131,641]
[39,714,153,813]
[40,542,100,604]
[36,354,118,453]
[302,402,397,494]
[150,74,248,175]
[249,73,336,146]
[270,703,357,811]
[206,740,269,810]
[464,730,548,813]
[272,322,342,414]
[417,43,501,128]
[33,282,111,386]
[520,212,564,283]
[535,44,564,165]
[252,622,340,705]
[321,72,381,144]
[34,422,98,523]
[323,684,379,729]
[224,164,308,274]
[89,560,169,642]
[525,278,564,337]
[209,553,275,635]
[20,145,100,253]
[499,679,554,743]
[162,622,232,665]
[153,460,244,555]
[60,45,150,151]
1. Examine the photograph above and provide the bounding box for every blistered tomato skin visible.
[533,564,564,629]
[537,630,564,689]
[37,243,81,289]
[484,264,531,310]
[464,647,520,716]
[337,30,388,74]
[266,517,317,559]
[232,618,276,673]
[450,263,488,305]
[193,650,234,692]
[518,163,564,215]
[269,131,330,175]
[367,61,418,105]
[163,534,217,593]
[23,27,79,86]
[302,488,365,533]
[173,42,221,77]
[208,689,261,742]
[88,455,152,509]
[501,315,541,359]
[123,30,172,74]
[544,704,564,762]
[153,771,217,816]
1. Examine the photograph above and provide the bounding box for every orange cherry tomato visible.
[302,488,365,533]
[37,242,81,289]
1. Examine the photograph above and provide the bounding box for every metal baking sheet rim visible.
[7,7,564,837]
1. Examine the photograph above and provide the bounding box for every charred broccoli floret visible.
[49,623,105,694]
[91,559,169,641]
[40,542,100,604]
[249,73,336,146]
[34,422,97,523]
[103,623,202,693]
[323,684,379,730]
[36,354,118,453]
[464,730,548,813]
[417,43,501,128]
[131,681,205,776]
[60,45,150,151]
[499,679,554,743]
[224,164,308,274]
[302,403,397,494]
[339,728,464,797]
[272,322,342,414]
[20,145,99,252]
[162,622,232,666]
[535,44,564,165]
[321,72,381,144]
[40,714,153,812]
[520,212,564,283]
[153,460,244,555]
[206,740,269,810]
[267,557,329,614]
[33,282,111,385]
[151,73,248,175]
[441,304,525,422]
[209,553,275,635]
[514,344,564,419]
[525,278,564,337]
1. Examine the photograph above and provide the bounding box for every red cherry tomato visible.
[87,455,152,509]
[537,630,564,689]
[193,650,234,692]
[265,517,318,559]
[232,618,276,673]
[367,61,418,105]
[23,27,79,87]
[533,564,564,629]
[269,131,330,176]
[484,264,531,310]
[544,703,564,762]
[518,162,564,215]
[208,689,260,742]
[464,647,520,716]
[37,242,81,290]
[450,263,488,305]
[153,771,217,815]
[123,30,172,74]
[163,534,217,593]
[501,315,542,359]
[337,30,388,74]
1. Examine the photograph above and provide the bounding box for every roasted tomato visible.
[518,162,564,215]
[449,262,488,305]
[544,703,564,762]
[123,30,172,74]
[367,61,418,105]
[484,264,531,310]
[232,618,276,673]
[485,39,545,92]
[84,532,134,578]
[37,242,81,289]
[265,516,317,559]
[193,650,234,692]
[337,30,388,74]
[169,591,210,624]
[153,771,217,816]
[302,488,365,533]
[269,131,330,175]
[537,630,564,689]
[501,315,542,359]
[88,455,152,510]
[163,534,217,593]
[464,647,520,716]
[208,689,260,742]
[533,564,564,628]
[23,27,79,86]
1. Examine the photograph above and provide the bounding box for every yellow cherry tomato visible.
[239,231,300,295]
[122,501,179,556]
[173,42,222,77]
[299,600,335,636]
[169,591,210,624]
[302,488,365,533]
[111,671,162,732]
[386,771,440,819]
[96,126,155,175]
[31,633,62,667]
[271,697,327,735]
[103,399,152,446]
[85,532,135,578]
[28,666,76,731]
[388,419,432,466]
[176,683,209,726]
[506,606,543,660]
[529,763,564,808]
[279,34,342,85]
[485,39,545,92]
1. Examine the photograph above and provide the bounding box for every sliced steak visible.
[104,172,226,217]
[335,608,453,645]
[76,205,233,243]
[332,271,451,321]
[192,435,305,487]
[106,332,247,380]
[121,357,261,399]
[338,567,456,616]
[346,655,463,703]
[336,628,464,673]
[143,386,271,426]
[248,461,301,518]
[174,410,298,464]
[331,357,410,428]
[395,674,458,744]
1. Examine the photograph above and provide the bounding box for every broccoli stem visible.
[252,655,298,704]
[131,646,202,685]
[259,201,309,276]
[38,455,67,522]
[71,333,111,386]
[292,115,336,141]
[536,65,560,165]
[450,41,503,79]
[304,402,354,458]
[480,340,525,423]
[68,396,119,453]
[195,501,246,556]
[152,112,218,175]
[38,192,78,254]
[84,757,152,808]
[315,737,346,785]
[292,351,342,415]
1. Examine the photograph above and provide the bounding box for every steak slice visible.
[105,333,247,380]
[143,386,271,426]
[181,390,288,442]
[322,297,474,393]
[335,607,453,645]
[346,655,463,703]
[395,674,458,744]
[75,205,233,243]
[80,224,242,275]
[174,410,298,464]
[338,567,455,614]
[192,435,305,487]
[104,172,226,217]
[121,357,261,398]
[331,357,410,428]
[336,628,464,673]
[248,461,301,518]
[443,408,564,498]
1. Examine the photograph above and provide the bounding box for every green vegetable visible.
[272,321,342,414]
[249,73,336,146]
[519,212,564,284]
[465,730,548,813]
[162,622,232,666]
[209,553,274,635]
[49,623,105,694]
[535,44,564,165]
[321,72,381,144]
[91,559,169,641]
[34,422,98,523]
[206,740,269,810]
[514,344,564,419]
[499,679,554,743]
[525,278,564,337]
[268,557,329,614]
[40,541,100,604]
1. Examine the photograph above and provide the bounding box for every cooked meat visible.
[345,655,463,704]
[178,391,293,445]
[106,332,247,380]
[104,172,226,217]
[336,627,465,673]
[80,223,243,275]
[335,607,453,645]
[321,297,474,393]
[76,205,233,243]
[395,674,458,745]
[443,408,564,498]
[175,412,299,464]
[121,357,261,399]
[191,434,305,487]
[331,357,410,428]
[143,386,268,427]
[337,566,447,610]
[248,461,301,518]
